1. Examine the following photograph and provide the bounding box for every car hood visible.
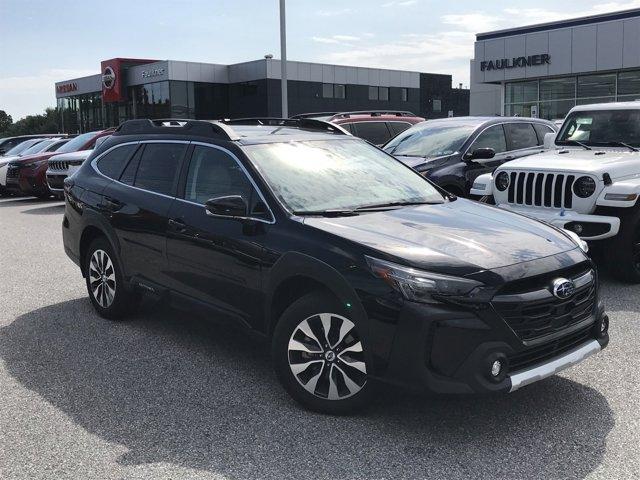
[496,148,640,180]
[50,150,92,162]
[302,198,577,275]
[394,154,450,169]
[9,151,60,165]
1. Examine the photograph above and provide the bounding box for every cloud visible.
[315,8,352,17]
[312,35,361,45]
[0,68,96,120]
[382,0,418,6]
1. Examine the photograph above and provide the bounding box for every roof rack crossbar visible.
[115,118,240,141]
[329,110,417,119]
[222,117,349,135]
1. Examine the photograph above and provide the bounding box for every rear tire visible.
[84,237,140,319]
[272,292,373,414]
[608,207,640,283]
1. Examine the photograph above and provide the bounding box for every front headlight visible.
[495,171,510,191]
[563,229,589,253]
[365,256,483,304]
[573,176,596,198]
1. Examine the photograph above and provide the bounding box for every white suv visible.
[471,102,640,283]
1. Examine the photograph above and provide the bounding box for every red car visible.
[6,129,114,198]
[293,111,425,146]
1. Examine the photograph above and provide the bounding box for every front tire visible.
[84,237,139,319]
[272,292,373,414]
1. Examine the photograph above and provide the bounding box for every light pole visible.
[279,0,288,118]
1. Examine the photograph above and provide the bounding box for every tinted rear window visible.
[505,123,539,150]
[353,122,391,145]
[96,144,138,179]
[133,143,186,195]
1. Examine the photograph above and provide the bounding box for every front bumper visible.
[496,204,620,241]
[374,297,608,395]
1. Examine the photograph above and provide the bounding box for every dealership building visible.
[54,58,469,133]
[470,8,640,119]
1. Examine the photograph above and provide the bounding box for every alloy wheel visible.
[287,313,366,400]
[89,249,116,308]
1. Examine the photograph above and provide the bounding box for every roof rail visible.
[114,119,241,141]
[328,110,418,120]
[221,117,349,135]
[290,112,338,119]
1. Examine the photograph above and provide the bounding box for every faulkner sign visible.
[481,54,550,71]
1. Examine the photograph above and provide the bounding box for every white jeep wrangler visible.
[471,101,640,283]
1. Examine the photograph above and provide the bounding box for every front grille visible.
[506,171,575,209]
[6,166,19,179]
[49,159,71,171]
[47,175,65,190]
[508,325,594,373]
[493,270,596,341]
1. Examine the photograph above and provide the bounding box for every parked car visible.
[0,134,66,156]
[62,117,608,414]
[6,129,114,198]
[46,150,93,198]
[0,138,68,195]
[470,102,640,283]
[293,111,425,146]
[383,117,557,197]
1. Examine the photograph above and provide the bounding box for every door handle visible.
[168,218,187,232]
[103,197,124,211]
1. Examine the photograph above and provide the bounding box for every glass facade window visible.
[401,88,408,102]
[432,99,442,112]
[368,86,378,100]
[379,87,389,101]
[334,84,346,99]
[505,70,640,121]
[322,83,334,98]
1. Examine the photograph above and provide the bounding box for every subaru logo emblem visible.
[552,278,575,299]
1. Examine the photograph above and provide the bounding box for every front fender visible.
[596,178,640,208]
[470,172,494,197]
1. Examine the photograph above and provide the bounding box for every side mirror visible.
[543,132,556,149]
[205,195,248,218]
[465,147,495,161]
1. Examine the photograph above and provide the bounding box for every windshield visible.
[21,138,59,155]
[244,139,444,213]
[383,122,476,157]
[55,131,98,153]
[4,139,43,156]
[557,109,640,147]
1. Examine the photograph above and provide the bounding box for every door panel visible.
[463,124,510,189]
[103,142,187,284]
[165,145,270,326]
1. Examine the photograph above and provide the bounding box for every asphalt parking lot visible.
[0,196,639,480]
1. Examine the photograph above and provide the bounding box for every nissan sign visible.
[141,68,166,79]
[481,54,550,71]
[102,66,116,89]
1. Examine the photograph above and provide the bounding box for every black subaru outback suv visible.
[62,118,609,414]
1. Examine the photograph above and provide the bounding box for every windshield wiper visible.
[293,209,360,217]
[604,141,639,152]
[353,201,441,211]
[560,140,592,150]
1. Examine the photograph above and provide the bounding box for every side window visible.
[505,123,539,150]
[340,123,353,134]
[184,146,269,219]
[133,143,186,195]
[469,124,507,154]
[388,122,412,136]
[353,122,391,145]
[533,123,555,145]
[95,144,137,179]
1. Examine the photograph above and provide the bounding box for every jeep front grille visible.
[506,172,575,209]
[49,160,69,171]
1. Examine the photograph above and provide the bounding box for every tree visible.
[1,108,61,137]
[0,110,13,134]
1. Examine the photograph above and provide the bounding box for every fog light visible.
[573,223,584,235]
[491,360,503,377]
[600,315,609,335]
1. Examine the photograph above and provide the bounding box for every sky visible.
[1,0,640,120]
